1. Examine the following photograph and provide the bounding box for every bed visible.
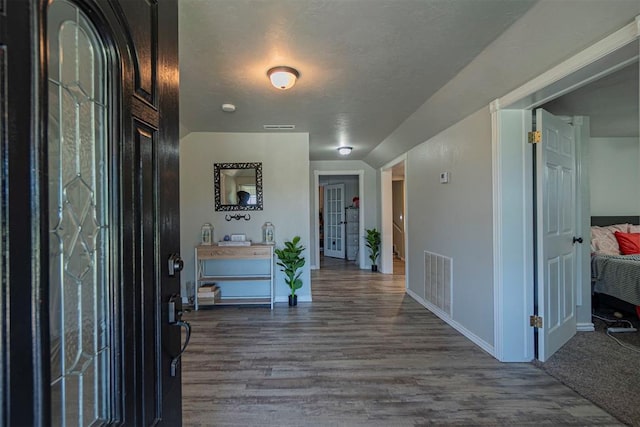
[590,216,640,315]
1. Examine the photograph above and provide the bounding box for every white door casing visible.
[491,18,638,363]
[536,108,577,362]
[324,183,346,259]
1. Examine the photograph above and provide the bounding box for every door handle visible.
[168,294,191,377]
[168,253,184,276]
[572,237,583,244]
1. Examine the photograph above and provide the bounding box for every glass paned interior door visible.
[48,1,111,424]
[323,183,345,258]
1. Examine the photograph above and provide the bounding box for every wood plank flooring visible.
[182,257,621,426]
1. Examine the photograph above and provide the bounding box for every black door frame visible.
[1,0,181,425]
[2,1,50,425]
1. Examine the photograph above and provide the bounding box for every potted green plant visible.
[365,228,381,272]
[274,236,306,306]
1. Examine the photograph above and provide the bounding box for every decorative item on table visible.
[274,236,305,306]
[200,223,213,245]
[217,233,250,246]
[262,221,275,245]
[198,285,221,304]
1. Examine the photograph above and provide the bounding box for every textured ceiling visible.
[179,0,537,161]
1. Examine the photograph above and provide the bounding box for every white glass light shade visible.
[338,146,353,155]
[267,66,299,90]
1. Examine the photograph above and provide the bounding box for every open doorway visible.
[491,23,639,362]
[530,59,639,361]
[313,170,365,270]
[537,60,639,345]
[380,156,408,279]
[392,175,406,274]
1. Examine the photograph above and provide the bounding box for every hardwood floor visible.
[182,259,621,426]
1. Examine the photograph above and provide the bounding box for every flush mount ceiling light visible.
[221,103,236,112]
[337,146,353,156]
[267,66,300,90]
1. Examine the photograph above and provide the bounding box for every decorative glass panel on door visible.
[48,1,111,425]
[323,184,345,259]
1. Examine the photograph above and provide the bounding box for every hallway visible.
[182,261,619,426]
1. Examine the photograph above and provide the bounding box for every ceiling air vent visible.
[263,124,295,130]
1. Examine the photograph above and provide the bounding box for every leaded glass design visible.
[48,1,111,425]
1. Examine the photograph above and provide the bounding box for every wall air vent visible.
[263,124,296,130]
[424,251,453,316]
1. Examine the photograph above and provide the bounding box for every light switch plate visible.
[439,172,450,184]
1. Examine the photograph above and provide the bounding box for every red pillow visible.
[614,231,640,255]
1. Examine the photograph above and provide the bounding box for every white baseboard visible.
[406,288,495,358]
[577,322,595,332]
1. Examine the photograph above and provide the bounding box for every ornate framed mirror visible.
[214,162,263,211]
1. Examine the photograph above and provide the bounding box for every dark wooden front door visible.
[1,0,182,425]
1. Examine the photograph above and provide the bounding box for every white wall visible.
[180,132,311,302]
[406,107,494,348]
[590,137,640,216]
[309,160,379,268]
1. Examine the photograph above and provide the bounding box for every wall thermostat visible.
[439,172,450,184]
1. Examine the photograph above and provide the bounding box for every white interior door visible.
[324,184,345,259]
[536,108,577,362]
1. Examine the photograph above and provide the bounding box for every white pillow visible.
[590,225,626,255]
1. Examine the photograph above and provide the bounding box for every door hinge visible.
[528,131,541,144]
[530,315,543,328]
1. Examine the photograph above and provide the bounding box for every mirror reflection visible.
[221,169,256,205]
[214,162,263,211]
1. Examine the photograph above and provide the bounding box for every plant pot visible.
[371,265,378,272]
[288,294,298,306]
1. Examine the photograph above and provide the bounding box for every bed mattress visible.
[592,254,640,306]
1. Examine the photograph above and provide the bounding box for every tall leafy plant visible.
[274,236,306,296]
[365,228,381,270]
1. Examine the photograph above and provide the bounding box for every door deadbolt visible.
[168,253,184,276]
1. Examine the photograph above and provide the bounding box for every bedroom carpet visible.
[535,309,640,426]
